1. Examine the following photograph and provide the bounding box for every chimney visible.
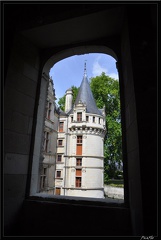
[65,88,73,113]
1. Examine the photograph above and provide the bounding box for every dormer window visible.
[77,112,82,122]
[86,116,89,122]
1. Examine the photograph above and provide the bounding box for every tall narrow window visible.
[76,158,82,166]
[76,177,81,187]
[86,116,89,122]
[76,135,82,155]
[75,169,82,188]
[93,116,95,123]
[77,112,82,122]
[46,102,52,119]
[40,167,47,190]
[71,116,73,122]
[44,132,49,152]
[59,122,64,132]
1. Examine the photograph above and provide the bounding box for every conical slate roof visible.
[69,63,102,115]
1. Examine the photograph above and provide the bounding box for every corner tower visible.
[63,63,106,198]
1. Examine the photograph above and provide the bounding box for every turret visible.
[65,88,73,113]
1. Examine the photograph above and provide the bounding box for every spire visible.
[84,60,87,77]
[68,62,102,115]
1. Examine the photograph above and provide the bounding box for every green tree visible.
[90,72,122,182]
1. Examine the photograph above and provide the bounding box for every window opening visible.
[76,158,82,166]
[36,53,124,203]
[56,170,61,178]
[58,139,63,146]
[76,135,82,155]
[46,102,52,119]
[59,122,64,132]
[40,168,47,190]
[57,155,62,162]
[44,132,49,152]
[76,177,81,188]
[55,188,61,195]
[77,112,82,122]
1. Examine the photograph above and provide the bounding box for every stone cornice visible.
[64,166,104,169]
[69,126,106,137]
[62,187,104,190]
[64,155,104,159]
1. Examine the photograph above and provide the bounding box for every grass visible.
[106,179,124,188]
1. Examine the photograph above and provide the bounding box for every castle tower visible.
[55,63,106,198]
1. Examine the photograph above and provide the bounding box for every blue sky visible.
[49,53,118,103]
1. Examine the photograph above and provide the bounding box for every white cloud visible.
[92,61,108,76]
[92,57,118,80]
[108,72,119,80]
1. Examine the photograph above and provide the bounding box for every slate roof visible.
[68,64,103,116]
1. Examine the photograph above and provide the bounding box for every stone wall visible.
[104,185,124,200]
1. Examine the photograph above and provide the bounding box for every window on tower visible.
[59,122,64,132]
[77,112,82,122]
[77,136,82,144]
[76,136,82,155]
[76,169,82,176]
[76,177,81,188]
[76,158,82,166]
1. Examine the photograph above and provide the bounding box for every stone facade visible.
[40,77,59,194]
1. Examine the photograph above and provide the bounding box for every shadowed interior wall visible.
[3,3,157,237]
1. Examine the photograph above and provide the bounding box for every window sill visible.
[28,192,125,208]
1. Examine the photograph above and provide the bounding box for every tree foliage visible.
[90,73,122,182]
[57,73,122,183]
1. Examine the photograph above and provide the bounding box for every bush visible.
[114,170,123,179]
